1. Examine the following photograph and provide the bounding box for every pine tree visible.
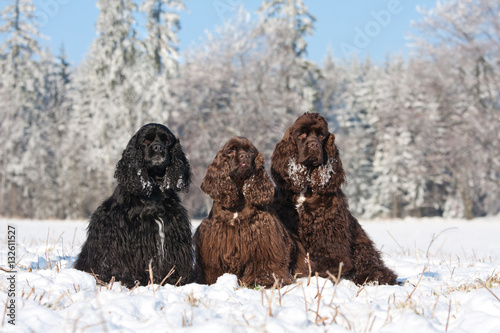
[137,0,185,124]
[63,0,142,216]
[412,0,500,218]
[257,0,320,115]
[258,0,315,57]
[0,0,45,217]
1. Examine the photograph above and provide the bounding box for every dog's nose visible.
[307,140,320,150]
[152,142,165,152]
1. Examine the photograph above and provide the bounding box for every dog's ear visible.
[201,148,239,208]
[310,132,346,194]
[271,128,309,193]
[159,138,192,192]
[115,132,155,197]
[243,152,274,206]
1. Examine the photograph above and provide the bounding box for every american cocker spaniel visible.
[271,113,397,285]
[194,137,302,287]
[74,123,193,287]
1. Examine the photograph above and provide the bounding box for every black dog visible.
[74,123,193,287]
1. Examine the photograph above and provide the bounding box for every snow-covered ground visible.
[1,217,499,332]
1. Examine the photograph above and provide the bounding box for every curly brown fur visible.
[271,113,398,285]
[74,123,193,288]
[194,137,304,287]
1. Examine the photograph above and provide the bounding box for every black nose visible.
[307,140,320,150]
[152,142,165,152]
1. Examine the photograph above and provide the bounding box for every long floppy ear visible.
[200,148,239,208]
[243,152,274,206]
[310,132,346,194]
[271,129,309,193]
[159,138,192,192]
[114,132,155,197]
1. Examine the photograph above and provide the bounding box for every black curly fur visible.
[74,123,193,287]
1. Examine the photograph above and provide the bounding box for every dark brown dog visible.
[194,137,302,287]
[271,113,397,285]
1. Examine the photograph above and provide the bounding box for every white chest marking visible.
[230,212,239,226]
[296,188,307,210]
[155,218,165,256]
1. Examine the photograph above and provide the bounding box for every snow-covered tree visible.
[258,0,314,57]
[62,0,142,216]
[412,0,500,218]
[257,0,320,114]
[323,57,381,217]
[140,0,184,75]
[0,0,46,217]
[136,0,185,124]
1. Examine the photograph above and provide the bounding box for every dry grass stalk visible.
[52,292,74,310]
[305,253,312,286]
[38,291,47,305]
[445,299,452,331]
[261,276,280,317]
[387,231,406,254]
[25,285,35,300]
[108,277,115,290]
[272,273,282,306]
[174,276,183,286]
[148,259,154,286]
[406,266,427,302]
[364,312,377,333]
[327,262,343,305]
[155,266,176,291]
[426,228,456,259]
[90,269,107,286]
[381,294,394,328]
[481,280,500,303]
[430,295,440,320]
[182,309,194,327]
[312,273,329,325]
[128,281,141,294]
[300,283,309,315]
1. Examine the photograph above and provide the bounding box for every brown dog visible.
[271,113,397,285]
[194,137,302,287]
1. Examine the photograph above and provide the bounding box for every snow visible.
[288,157,309,190]
[311,157,335,187]
[1,216,500,332]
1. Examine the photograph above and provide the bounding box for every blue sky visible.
[4,0,438,65]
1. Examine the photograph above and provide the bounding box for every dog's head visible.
[201,137,274,208]
[271,113,345,194]
[288,113,329,167]
[115,123,191,197]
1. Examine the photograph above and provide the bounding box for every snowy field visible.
[1,217,499,332]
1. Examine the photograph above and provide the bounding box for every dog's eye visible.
[159,134,171,145]
[226,149,235,156]
[298,133,306,140]
[319,134,325,140]
[144,139,151,145]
